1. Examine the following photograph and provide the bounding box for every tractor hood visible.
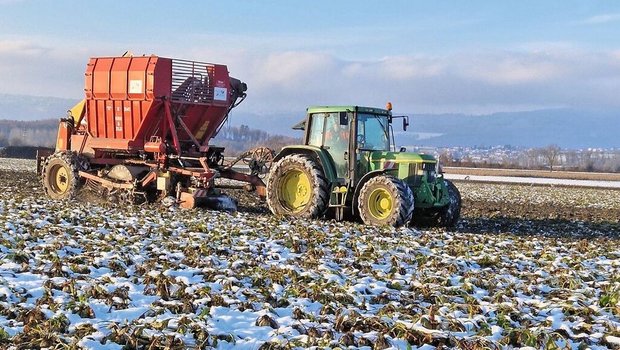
[367,151,437,171]
[369,151,436,163]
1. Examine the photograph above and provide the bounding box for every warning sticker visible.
[129,80,143,94]
[214,87,227,101]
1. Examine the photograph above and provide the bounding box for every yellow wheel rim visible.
[279,169,311,213]
[368,188,393,220]
[51,164,69,194]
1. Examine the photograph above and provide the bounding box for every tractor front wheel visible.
[42,152,85,200]
[266,154,329,219]
[358,175,414,227]
[438,179,461,227]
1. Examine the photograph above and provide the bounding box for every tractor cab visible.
[300,106,391,183]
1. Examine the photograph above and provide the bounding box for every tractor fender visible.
[351,169,389,217]
[273,145,338,182]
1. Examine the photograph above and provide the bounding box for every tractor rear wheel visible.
[438,179,461,227]
[358,175,414,227]
[266,154,329,219]
[42,152,85,200]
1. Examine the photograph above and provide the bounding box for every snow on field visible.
[457,182,620,211]
[0,158,36,172]
[0,160,619,349]
[445,173,620,189]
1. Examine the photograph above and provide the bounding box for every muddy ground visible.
[223,178,620,238]
[7,168,620,237]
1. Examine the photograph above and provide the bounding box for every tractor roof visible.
[306,106,391,115]
[293,106,392,130]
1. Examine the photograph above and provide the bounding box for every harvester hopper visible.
[38,53,268,209]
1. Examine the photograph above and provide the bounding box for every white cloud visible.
[378,56,445,80]
[0,39,50,56]
[255,51,336,86]
[457,54,563,85]
[578,13,620,25]
[1,36,620,115]
[0,38,93,97]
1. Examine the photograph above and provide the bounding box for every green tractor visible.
[266,105,461,227]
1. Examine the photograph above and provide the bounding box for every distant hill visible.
[234,108,620,149]
[1,94,618,149]
[0,94,78,121]
[397,109,619,149]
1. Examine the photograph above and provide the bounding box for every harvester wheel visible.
[266,154,329,218]
[42,152,86,200]
[358,175,414,227]
[438,179,461,227]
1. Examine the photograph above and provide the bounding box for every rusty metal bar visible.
[78,171,134,189]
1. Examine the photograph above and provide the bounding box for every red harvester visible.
[37,53,268,209]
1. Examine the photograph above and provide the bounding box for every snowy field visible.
[0,158,35,172]
[0,159,619,349]
[445,173,620,189]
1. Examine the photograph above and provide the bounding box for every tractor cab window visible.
[307,112,350,178]
[357,114,389,151]
[307,114,325,146]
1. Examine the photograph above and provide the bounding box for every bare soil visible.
[11,168,619,238]
[223,182,620,237]
[461,199,620,236]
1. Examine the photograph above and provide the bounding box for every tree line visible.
[0,120,300,157]
[0,119,58,147]
[213,124,300,155]
[2,120,618,172]
[438,144,620,173]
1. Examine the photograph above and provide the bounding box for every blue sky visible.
[1,0,619,115]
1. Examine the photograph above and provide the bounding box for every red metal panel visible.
[110,58,131,100]
[152,57,171,98]
[106,100,114,138]
[85,58,96,100]
[132,101,142,136]
[86,100,95,136]
[96,100,106,138]
[92,58,113,100]
[135,100,161,142]
[113,100,122,139]
[128,57,149,100]
[86,138,131,150]
[212,65,230,106]
[123,100,133,139]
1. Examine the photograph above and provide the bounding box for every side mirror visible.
[339,111,348,126]
[403,117,409,131]
[400,146,407,152]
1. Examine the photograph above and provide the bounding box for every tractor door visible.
[307,112,350,179]
[354,113,391,182]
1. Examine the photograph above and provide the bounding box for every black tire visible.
[438,179,461,227]
[42,152,87,200]
[266,154,329,219]
[357,175,414,227]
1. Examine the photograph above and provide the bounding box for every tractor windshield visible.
[357,114,390,151]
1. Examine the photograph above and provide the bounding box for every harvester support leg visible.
[163,98,181,155]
